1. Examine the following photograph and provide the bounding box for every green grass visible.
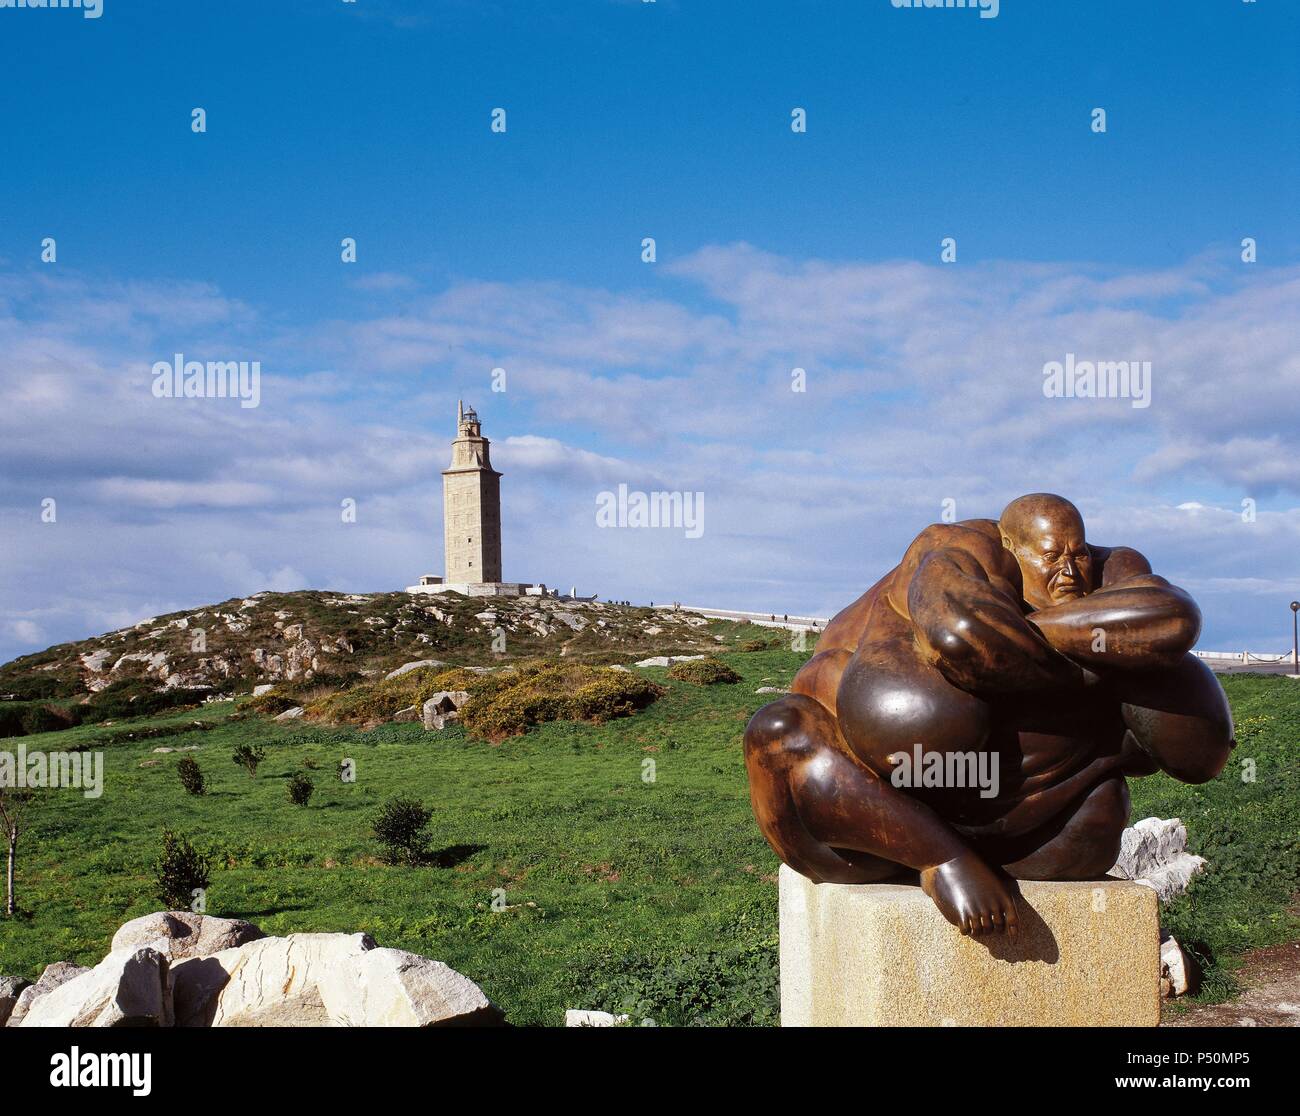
[0,660,1295,1025]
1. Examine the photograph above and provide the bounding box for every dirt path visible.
[1163,940,1300,1027]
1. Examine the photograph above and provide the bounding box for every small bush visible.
[154,828,211,911]
[232,742,267,777]
[460,663,666,743]
[304,666,486,727]
[667,658,742,685]
[177,755,206,796]
[286,771,315,806]
[372,795,432,865]
[247,692,299,716]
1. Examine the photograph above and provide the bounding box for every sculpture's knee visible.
[744,693,835,765]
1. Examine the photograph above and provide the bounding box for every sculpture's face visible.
[1003,511,1093,610]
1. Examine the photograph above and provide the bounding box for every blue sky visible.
[1,0,1298,662]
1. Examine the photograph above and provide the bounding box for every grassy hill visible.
[0,626,1296,1024]
[0,590,728,737]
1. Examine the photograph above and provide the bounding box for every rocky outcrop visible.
[423,690,470,730]
[634,654,707,668]
[0,914,502,1028]
[0,590,727,706]
[1110,817,1207,901]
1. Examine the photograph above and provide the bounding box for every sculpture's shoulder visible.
[817,520,1015,653]
[895,518,1012,582]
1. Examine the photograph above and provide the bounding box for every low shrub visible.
[304,666,487,727]
[154,828,211,911]
[286,771,314,806]
[304,661,665,741]
[372,795,432,864]
[667,658,742,685]
[177,756,206,796]
[246,692,300,716]
[232,742,267,777]
[460,663,665,742]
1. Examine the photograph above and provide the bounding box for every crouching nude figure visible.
[744,494,1234,937]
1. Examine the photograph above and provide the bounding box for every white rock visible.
[252,684,275,697]
[634,655,707,668]
[755,686,789,694]
[423,690,469,731]
[171,932,376,1027]
[565,1009,629,1027]
[1110,817,1207,901]
[275,706,304,721]
[318,948,500,1027]
[111,911,264,962]
[385,659,447,681]
[392,705,420,723]
[80,650,112,673]
[1160,934,1192,997]
[17,947,171,1028]
[6,961,88,1027]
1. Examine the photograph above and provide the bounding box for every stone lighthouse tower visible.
[441,401,502,583]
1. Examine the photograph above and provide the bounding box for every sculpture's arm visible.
[1026,574,1200,671]
[906,547,1084,693]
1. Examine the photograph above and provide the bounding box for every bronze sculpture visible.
[744,494,1234,938]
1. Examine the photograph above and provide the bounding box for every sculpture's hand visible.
[1027,575,1200,671]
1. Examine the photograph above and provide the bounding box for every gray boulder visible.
[111,910,264,962]
[386,659,446,681]
[422,690,470,731]
[6,961,88,1027]
[0,974,32,1027]
[1110,817,1207,901]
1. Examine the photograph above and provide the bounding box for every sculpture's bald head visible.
[998,493,1094,610]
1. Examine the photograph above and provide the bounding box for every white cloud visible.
[2,249,1298,661]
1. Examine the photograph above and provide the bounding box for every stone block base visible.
[779,864,1159,1026]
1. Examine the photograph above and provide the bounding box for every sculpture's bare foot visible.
[920,852,1019,938]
